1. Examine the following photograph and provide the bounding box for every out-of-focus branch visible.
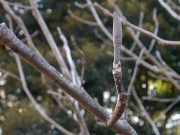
[106,12,129,127]
[148,8,159,52]
[154,95,180,122]
[67,9,98,26]
[29,0,71,80]
[57,27,90,135]
[0,23,137,135]
[158,0,180,21]
[132,87,160,135]
[0,72,8,81]
[6,1,32,10]
[70,35,86,86]
[57,27,79,86]
[127,48,145,94]
[0,68,21,81]
[142,96,180,102]
[0,0,43,59]
[106,51,134,61]
[130,11,144,51]
[86,0,113,40]
[47,90,68,113]
[14,53,75,135]
[5,14,13,31]
[74,1,89,9]
[21,30,39,42]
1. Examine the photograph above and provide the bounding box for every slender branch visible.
[153,95,180,122]
[0,23,137,135]
[29,0,71,79]
[6,1,32,10]
[86,0,113,40]
[57,27,90,135]
[127,48,145,94]
[70,35,86,86]
[67,9,98,26]
[5,14,13,31]
[47,90,69,113]
[132,87,160,135]
[0,68,21,81]
[0,72,8,81]
[74,1,89,9]
[21,30,39,42]
[158,0,180,21]
[0,0,43,59]
[106,51,134,61]
[106,12,129,127]
[148,8,159,52]
[14,53,75,135]
[142,96,180,102]
[130,11,144,51]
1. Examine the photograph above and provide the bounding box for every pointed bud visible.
[113,12,122,44]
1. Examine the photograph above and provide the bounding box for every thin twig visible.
[153,95,180,122]
[14,54,75,135]
[74,1,89,8]
[132,87,160,135]
[6,1,32,10]
[70,35,86,86]
[0,68,21,81]
[142,96,180,102]
[158,0,180,21]
[127,48,145,94]
[148,8,159,52]
[21,30,39,42]
[130,11,144,51]
[29,0,71,79]
[67,9,98,26]
[106,12,129,127]
[5,14,13,31]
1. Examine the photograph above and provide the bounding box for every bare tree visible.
[0,0,180,135]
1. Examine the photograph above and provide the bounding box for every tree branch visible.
[0,23,137,135]
[106,12,129,127]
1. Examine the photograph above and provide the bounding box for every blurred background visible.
[0,0,180,135]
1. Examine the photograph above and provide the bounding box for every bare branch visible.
[70,35,86,86]
[154,95,180,122]
[57,27,90,135]
[29,0,71,79]
[5,14,13,31]
[130,11,144,51]
[127,48,145,94]
[0,72,8,81]
[142,96,180,102]
[148,8,159,52]
[74,1,89,9]
[86,0,113,40]
[14,53,75,135]
[67,9,98,26]
[132,87,160,135]
[21,30,39,42]
[158,0,180,21]
[0,23,137,135]
[106,12,129,127]
[6,1,32,10]
[0,68,21,81]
